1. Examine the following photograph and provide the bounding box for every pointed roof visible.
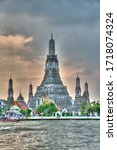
[49,33,54,42]
[76,72,80,80]
[29,82,32,86]
[76,74,80,84]
[51,33,53,39]
[9,76,13,82]
[49,33,55,55]
[17,91,24,101]
[85,81,88,84]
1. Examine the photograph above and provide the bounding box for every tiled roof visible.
[13,101,28,109]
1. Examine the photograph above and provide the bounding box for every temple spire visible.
[83,81,89,102]
[49,33,55,55]
[85,81,88,92]
[33,34,72,111]
[28,83,33,100]
[51,33,53,39]
[7,77,14,105]
[75,75,81,97]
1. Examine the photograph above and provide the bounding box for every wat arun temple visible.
[28,34,90,112]
[1,34,90,113]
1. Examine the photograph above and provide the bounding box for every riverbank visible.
[24,116,100,120]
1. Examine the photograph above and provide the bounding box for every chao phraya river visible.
[0,120,99,150]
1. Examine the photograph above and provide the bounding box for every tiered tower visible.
[74,75,90,112]
[34,34,72,110]
[75,76,81,98]
[28,83,33,100]
[28,83,36,109]
[7,77,14,105]
[82,82,90,103]
[74,76,83,111]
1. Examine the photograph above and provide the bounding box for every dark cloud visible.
[0,0,100,101]
[0,0,99,26]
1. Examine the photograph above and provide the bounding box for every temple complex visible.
[29,34,73,111]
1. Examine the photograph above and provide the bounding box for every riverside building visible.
[28,34,90,112]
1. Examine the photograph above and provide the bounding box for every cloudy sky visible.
[0,0,100,101]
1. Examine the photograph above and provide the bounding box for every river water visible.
[0,120,99,150]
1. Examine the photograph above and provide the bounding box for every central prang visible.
[34,34,72,110]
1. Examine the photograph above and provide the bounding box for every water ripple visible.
[0,120,99,150]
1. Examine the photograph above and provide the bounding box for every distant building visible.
[17,91,24,101]
[74,76,90,112]
[75,76,81,97]
[13,101,28,110]
[74,76,83,111]
[28,83,33,101]
[28,93,47,110]
[0,99,8,112]
[16,91,28,110]
[5,105,24,119]
[7,77,14,105]
[82,82,90,102]
[0,99,5,108]
[28,83,37,110]
[5,76,28,110]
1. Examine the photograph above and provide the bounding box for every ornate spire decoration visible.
[51,33,53,39]
[49,33,55,56]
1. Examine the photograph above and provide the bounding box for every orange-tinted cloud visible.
[0,34,33,51]
[0,34,42,100]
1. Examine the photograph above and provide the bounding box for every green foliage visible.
[20,109,32,117]
[91,101,100,115]
[62,112,72,116]
[80,101,89,115]
[80,101,100,116]
[0,107,2,116]
[36,102,58,116]
[41,113,52,117]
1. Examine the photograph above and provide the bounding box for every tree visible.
[80,100,100,116]
[86,104,93,115]
[20,109,32,117]
[91,101,100,115]
[80,100,89,115]
[0,107,2,116]
[36,102,58,116]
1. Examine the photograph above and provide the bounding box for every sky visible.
[0,0,100,102]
